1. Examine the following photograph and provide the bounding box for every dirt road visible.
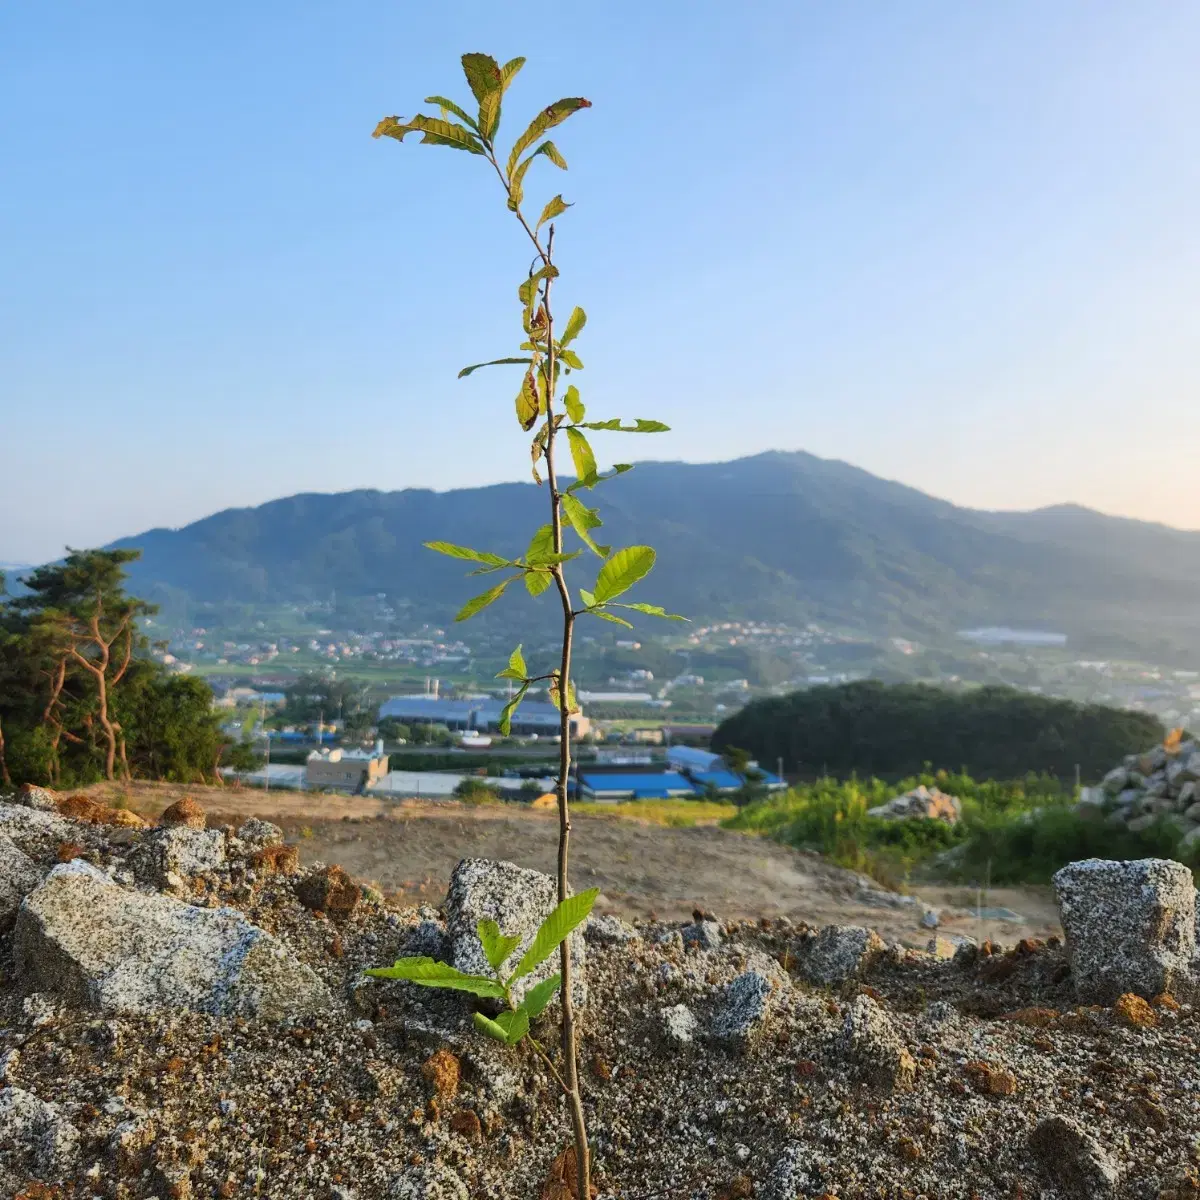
[100,782,1061,945]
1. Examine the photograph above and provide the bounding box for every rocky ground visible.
[1,786,1199,1199]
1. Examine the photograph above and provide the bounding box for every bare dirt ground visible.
[87,780,1061,945]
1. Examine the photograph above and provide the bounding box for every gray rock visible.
[799,925,885,986]
[681,919,722,950]
[0,802,72,853]
[390,1162,469,1199]
[866,784,960,823]
[15,860,330,1018]
[1113,787,1141,810]
[1029,1115,1119,1198]
[236,818,284,848]
[0,833,43,927]
[0,1085,80,1179]
[445,858,586,1009]
[710,970,777,1050]
[132,826,225,885]
[1127,813,1157,832]
[838,995,916,1091]
[1100,767,1128,795]
[1053,857,1195,1002]
[585,913,640,946]
[1179,783,1199,812]
[660,1003,699,1046]
[15,785,60,812]
[760,1144,809,1200]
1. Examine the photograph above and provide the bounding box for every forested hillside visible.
[712,680,1166,780]
[105,451,1200,661]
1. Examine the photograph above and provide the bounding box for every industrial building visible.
[574,746,786,801]
[304,742,390,792]
[377,695,591,739]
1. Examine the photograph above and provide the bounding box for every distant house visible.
[666,746,786,793]
[305,743,390,792]
[575,770,696,801]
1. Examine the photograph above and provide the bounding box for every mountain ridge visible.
[96,450,1200,662]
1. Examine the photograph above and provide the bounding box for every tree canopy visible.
[0,549,223,787]
[712,681,1166,782]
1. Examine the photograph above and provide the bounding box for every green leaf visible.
[526,524,557,564]
[566,428,596,484]
[563,385,585,423]
[612,601,688,621]
[497,681,529,735]
[458,357,530,379]
[589,610,634,627]
[496,644,527,681]
[578,587,595,608]
[425,541,511,568]
[511,889,600,982]
[508,141,566,209]
[524,571,552,597]
[518,264,559,306]
[537,194,570,230]
[566,463,633,493]
[373,114,485,154]
[461,53,502,105]
[560,494,610,558]
[548,673,577,714]
[515,372,539,431]
[424,96,479,132]
[539,140,567,169]
[506,97,592,179]
[364,957,506,998]
[500,56,526,91]
[518,973,562,1019]
[477,919,522,972]
[473,1012,510,1042]
[558,349,583,370]
[594,546,656,604]
[560,307,587,348]
[581,418,670,433]
[492,1008,530,1045]
[456,577,515,622]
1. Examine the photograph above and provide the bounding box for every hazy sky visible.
[3,2,1199,563]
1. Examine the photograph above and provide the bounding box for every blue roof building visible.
[576,770,697,801]
[378,695,589,738]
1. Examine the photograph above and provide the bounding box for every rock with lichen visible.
[1053,857,1195,1002]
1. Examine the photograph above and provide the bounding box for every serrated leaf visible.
[509,141,566,208]
[594,546,656,604]
[500,56,526,91]
[458,357,531,379]
[566,428,596,484]
[524,570,552,597]
[498,681,529,735]
[537,194,570,229]
[493,1008,530,1045]
[560,307,587,348]
[461,53,502,105]
[364,956,506,998]
[590,610,634,627]
[424,95,480,131]
[559,349,583,370]
[515,372,538,431]
[425,541,511,568]
[560,494,609,558]
[526,524,556,564]
[511,889,600,982]
[456,577,514,622]
[473,1011,510,1042]
[563,385,584,423]
[611,601,688,621]
[496,644,527,681]
[506,97,592,179]
[373,114,485,154]
[477,918,522,972]
[580,418,670,433]
[518,973,562,1019]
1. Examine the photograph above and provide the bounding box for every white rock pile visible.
[867,784,961,824]
[1078,736,1200,845]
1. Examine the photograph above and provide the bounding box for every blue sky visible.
[3,2,1199,562]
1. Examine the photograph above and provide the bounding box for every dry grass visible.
[572,799,738,827]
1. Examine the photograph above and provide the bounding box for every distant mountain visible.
[110,451,1200,662]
